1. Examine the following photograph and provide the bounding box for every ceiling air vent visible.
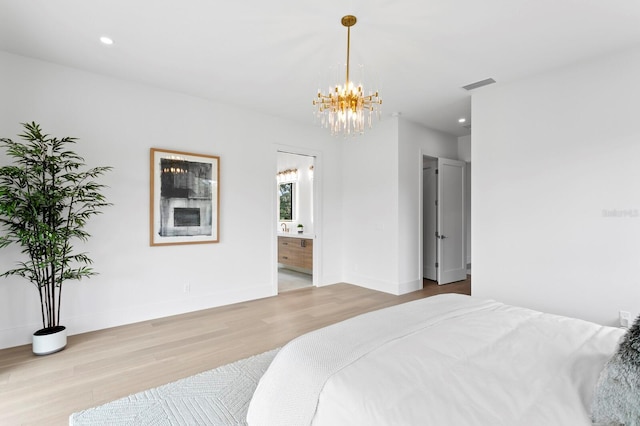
[462,78,496,91]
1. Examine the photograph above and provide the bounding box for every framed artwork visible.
[150,148,220,246]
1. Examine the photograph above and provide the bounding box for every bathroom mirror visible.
[279,182,294,221]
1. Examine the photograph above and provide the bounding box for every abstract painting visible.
[150,148,219,246]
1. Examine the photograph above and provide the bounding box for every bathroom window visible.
[279,182,294,221]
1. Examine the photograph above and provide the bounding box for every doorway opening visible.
[421,155,468,285]
[276,151,315,292]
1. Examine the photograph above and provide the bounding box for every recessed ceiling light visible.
[99,36,114,45]
[458,118,466,123]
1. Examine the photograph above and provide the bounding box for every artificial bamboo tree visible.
[0,122,111,344]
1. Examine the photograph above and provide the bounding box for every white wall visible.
[472,46,640,326]
[464,162,471,268]
[341,116,458,295]
[457,135,471,162]
[341,118,399,293]
[458,135,472,268]
[0,51,344,349]
[398,120,459,291]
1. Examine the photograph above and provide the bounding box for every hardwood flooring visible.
[0,278,470,425]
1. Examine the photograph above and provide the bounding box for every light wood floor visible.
[0,278,470,425]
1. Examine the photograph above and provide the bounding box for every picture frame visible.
[150,148,220,246]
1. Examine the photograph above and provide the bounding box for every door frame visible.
[422,156,438,281]
[273,144,323,293]
[418,149,430,284]
[418,150,467,285]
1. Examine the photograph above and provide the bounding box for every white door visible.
[437,158,466,285]
[423,160,438,280]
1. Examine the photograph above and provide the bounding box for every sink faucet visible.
[281,223,288,233]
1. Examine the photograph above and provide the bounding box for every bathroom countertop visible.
[277,232,315,239]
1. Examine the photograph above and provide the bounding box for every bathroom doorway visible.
[276,151,315,292]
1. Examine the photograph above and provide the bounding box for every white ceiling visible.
[2,0,640,137]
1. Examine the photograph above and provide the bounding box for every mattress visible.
[247,293,624,426]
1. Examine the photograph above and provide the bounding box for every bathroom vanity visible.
[278,235,313,270]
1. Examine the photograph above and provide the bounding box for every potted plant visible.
[297,224,304,234]
[0,122,112,355]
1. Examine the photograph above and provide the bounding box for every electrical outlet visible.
[183,283,190,293]
[619,311,631,328]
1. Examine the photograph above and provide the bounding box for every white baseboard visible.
[398,279,422,294]
[0,284,274,350]
[343,273,421,296]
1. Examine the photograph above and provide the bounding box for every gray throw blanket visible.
[592,315,640,426]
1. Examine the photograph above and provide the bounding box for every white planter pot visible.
[32,326,67,355]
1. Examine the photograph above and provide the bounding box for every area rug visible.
[69,348,279,426]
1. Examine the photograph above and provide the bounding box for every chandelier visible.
[313,15,382,137]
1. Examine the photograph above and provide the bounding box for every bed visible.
[247,293,628,426]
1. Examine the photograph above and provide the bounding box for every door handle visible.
[437,234,447,239]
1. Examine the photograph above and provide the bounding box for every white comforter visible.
[247,294,624,426]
